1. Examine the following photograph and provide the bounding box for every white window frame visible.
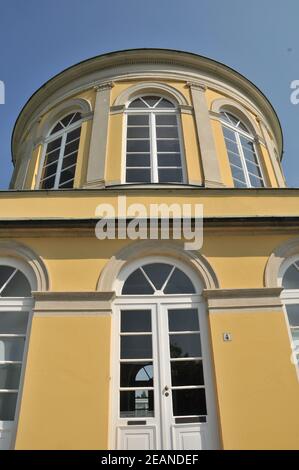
[36,113,83,190]
[221,114,266,188]
[122,95,187,185]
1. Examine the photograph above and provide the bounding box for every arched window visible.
[125,96,185,184]
[280,258,299,366]
[39,112,82,189]
[0,262,33,449]
[220,111,265,188]
[112,259,218,450]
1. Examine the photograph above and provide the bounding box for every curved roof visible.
[12,48,283,161]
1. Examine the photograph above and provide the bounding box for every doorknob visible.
[164,385,169,391]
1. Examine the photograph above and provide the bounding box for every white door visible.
[112,260,219,450]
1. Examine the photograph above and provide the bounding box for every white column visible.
[85,82,114,188]
[187,82,223,188]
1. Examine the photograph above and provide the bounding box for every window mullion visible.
[151,113,159,183]
[54,132,67,189]
[236,131,250,187]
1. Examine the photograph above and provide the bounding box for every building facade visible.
[0,49,299,450]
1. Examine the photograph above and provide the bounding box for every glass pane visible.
[50,122,63,134]
[61,113,75,127]
[157,140,180,152]
[240,136,255,153]
[44,149,60,165]
[142,96,160,107]
[228,152,243,169]
[0,363,22,389]
[168,308,199,332]
[0,312,29,335]
[59,179,74,189]
[225,139,239,155]
[0,337,25,362]
[171,360,204,386]
[58,167,76,185]
[169,333,201,358]
[122,268,154,295]
[1,270,31,297]
[126,154,150,167]
[230,164,246,183]
[64,139,80,156]
[126,169,151,183]
[158,168,183,183]
[286,305,299,327]
[41,175,56,189]
[234,178,247,188]
[156,98,174,108]
[158,153,181,167]
[121,310,151,333]
[120,362,153,387]
[156,127,178,138]
[46,138,62,153]
[121,335,152,359]
[0,266,15,290]
[66,127,81,143]
[128,99,146,108]
[243,148,258,165]
[127,115,149,126]
[282,263,299,289]
[291,329,299,344]
[156,115,177,125]
[42,160,59,181]
[246,161,262,178]
[222,126,236,141]
[69,112,82,125]
[249,174,264,187]
[61,152,77,170]
[142,263,173,290]
[120,390,154,418]
[127,140,150,153]
[164,268,195,294]
[127,127,149,138]
[172,388,207,416]
[0,393,17,420]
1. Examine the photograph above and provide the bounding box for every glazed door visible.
[113,301,217,450]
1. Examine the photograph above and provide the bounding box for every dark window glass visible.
[0,312,29,335]
[158,153,181,167]
[41,175,56,189]
[127,115,149,126]
[156,127,178,138]
[285,304,299,327]
[121,335,152,359]
[120,390,154,418]
[0,364,22,389]
[46,138,62,153]
[157,140,180,153]
[156,115,177,126]
[126,169,151,183]
[0,266,15,289]
[121,310,151,333]
[127,140,150,153]
[158,169,183,183]
[172,388,207,416]
[66,127,81,143]
[120,362,153,387]
[126,154,151,167]
[171,360,204,386]
[122,268,154,295]
[142,263,173,290]
[1,271,31,297]
[168,309,199,332]
[127,127,150,138]
[169,333,201,358]
[282,263,299,289]
[0,393,18,421]
[164,268,195,294]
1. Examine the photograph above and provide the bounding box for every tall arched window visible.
[125,96,185,184]
[0,261,33,449]
[220,111,265,188]
[39,112,82,189]
[280,257,299,366]
[112,258,218,450]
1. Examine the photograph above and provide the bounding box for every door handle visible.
[163,385,170,396]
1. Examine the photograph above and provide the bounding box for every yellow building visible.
[0,49,298,450]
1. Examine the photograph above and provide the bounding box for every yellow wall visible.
[15,315,111,450]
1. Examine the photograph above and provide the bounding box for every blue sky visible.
[0,0,298,188]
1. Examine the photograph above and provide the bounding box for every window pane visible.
[0,364,22,389]
[285,305,299,327]
[172,388,207,416]
[249,174,264,187]
[64,139,80,156]
[121,335,152,359]
[0,337,26,362]
[164,268,195,294]
[243,148,258,165]
[156,127,178,138]
[158,153,181,167]
[228,152,243,169]
[128,98,146,108]
[58,167,76,185]
[127,115,149,126]
[0,266,15,290]
[41,160,59,181]
[127,140,150,153]
[44,149,60,166]
[0,312,29,335]
[120,362,153,387]
[66,127,81,143]
[169,333,202,358]
[0,393,17,421]
[126,169,151,183]
[230,165,246,183]
[246,161,262,178]
[240,135,255,153]
[120,390,154,418]
[121,310,152,333]
[142,263,173,290]
[126,154,151,167]
[61,152,77,170]
[59,179,74,189]
[158,168,183,183]
[61,113,75,127]
[225,139,239,155]
[171,360,204,386]
[122,269,154,295]
[282,263,299,289]
[142,96,161,107]
[46,138,62,153]
[50,122,63,134]
[1,270,31,297]
[41,175,56,189]
[127,127,150,138]
[222,126,236,141]
[156,115,177,125]
[156,98,174,108]
[157,140,180,152]
[168,309,199,332]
